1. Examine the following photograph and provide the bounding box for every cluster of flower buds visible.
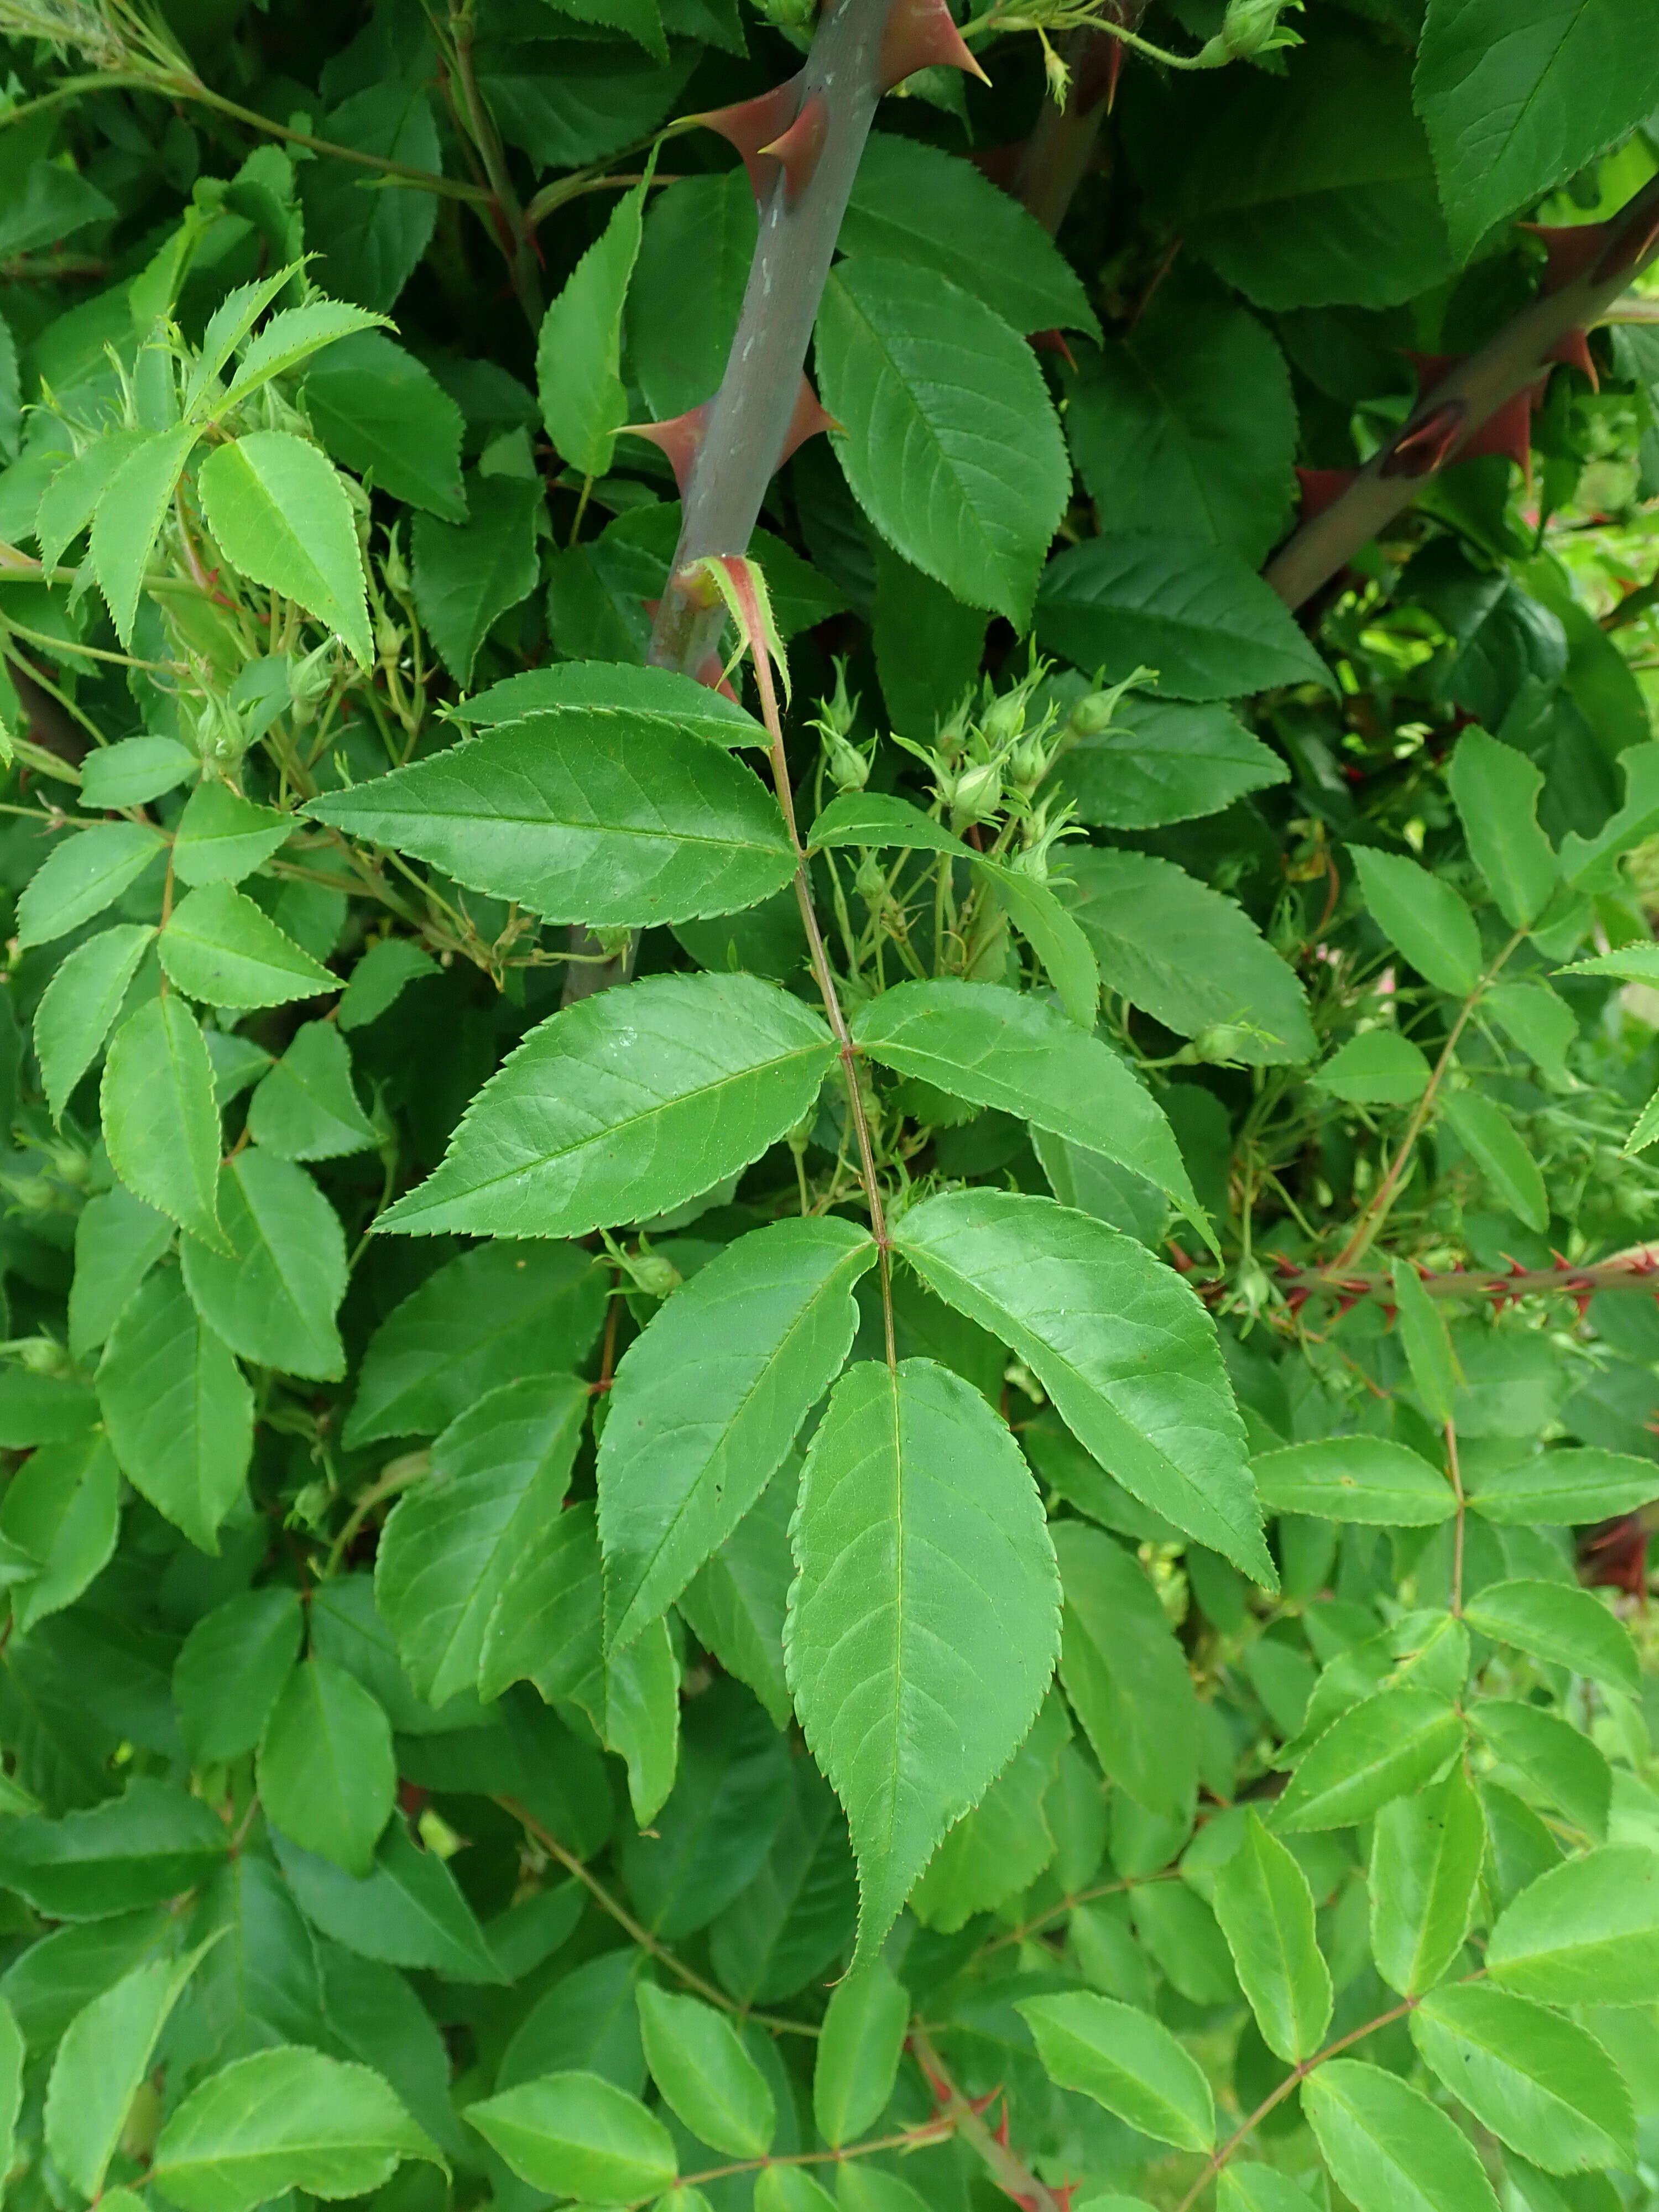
[810,660,877,794]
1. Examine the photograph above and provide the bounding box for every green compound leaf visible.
[1052,695,1288,832]
[150,2046,442,2212]
[258,1655,395,1877]
[1018,1991,1214,2152]
[376,1373,587,1705]
[1410,1983,1635,2176]
[1251,1437,1455,1525]
[0,1427,119,1635]
[816,258,1070,626]
[784,1357,1060,1968]
[90,424,199,646]
[379,973,835,1239]
[636,1984,774,2158]
[197,431,373,668]
[173,1587,304,1766]
[599,1216,873,1652]
[0,1777,228,1919]
[1462,1577,1640,1694]
[1486,1844,1659,2006]
[1466,1447,1659,1525]
[307,711,796,928]
[411,475,541,691]
[1442,1091,1550,1234]
[171,784,293,888]
[97,1267,253,1554]
[894,1187,1272,1583]
[100,997,226,1250]
[466,2070,677,2203]
[34,924,155,1123]
[1369,1764,1486,1996]
[303,328,467,519]
[1302,2059,1500,2212]
[853,980,1201,1225]
[160,884,337,1010]
[1211,1812,1331,2063]
[181,1149,348,1381]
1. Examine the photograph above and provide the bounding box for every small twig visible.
[910,2027,1063,2212]
[497,1796,821,2037]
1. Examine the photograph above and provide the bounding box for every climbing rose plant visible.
[2,0,1659,2207]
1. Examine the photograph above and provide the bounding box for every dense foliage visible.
[1,2,1658,2210]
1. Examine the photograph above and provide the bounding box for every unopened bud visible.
[6,1336,69,1376]
[1192,1021,1258,1065]
[826,729,872,792]
[627,1254,682,1298]
[980,692,1025,747]
[948,755,1004,828]
[1069,691,1125,738]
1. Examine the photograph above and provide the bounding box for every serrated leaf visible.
[1351,846,1483,997]
[842,134,1098,338]
[259,1656,395,1876]
[1411,1983,1634,2174]
[0,1778,228,1919]
[90,425,199,645]
[854,979,1200,1224]
[1066,289,1295,561]
[629,170,755,420]
[1442,1091,1549,1233]
[379,972,835,1239]
[1036,534,1333,701]
[1052,1520,1197,1822]
[1065,848,1317,1064]
[1369,1764,1485,1996]
[680,1464,796,1730]
[98,1267,252,1552]
[895,1188,1272,1581]
[346,1240,605,1447]
[1312,1030,1432,1105]
[307,711,795,927]
[197,431,373,668]
[1018,1991,1214,2152]
[161,883,337,1009]
[1472,1699,1610,1840]
[1251,1437,1454,1525]
[637,1984,774,2157]
[1447,727,1557,930]
[173,1587,304,1765]
[466,2070,677,2202]
[812,1961,909,2147]
[0,1427,119,1635]
[274,1822,504,1984]
[1276,1688,1464,1832]
[411,474,541,690]
[69,1186,173,1361]
[246,1020,377,1160]
[785,1357,1060,1966]
[480,1498,604,1708]
[100,997,225,1249]
[601,1216,871,1651]
[816,258,1070,625]
[34,924,155,1121]
[1465,1447,1659,1525]
[304,328,467,519]
[181,1149,347,1380]
[461,659,764,745]
[171,784,293,886]
[1414,0,1659,263]
[184,265,305,414]
[1053,695,1288,831]
[1302,2059,1500,2212]
[150,2046,442,2212]
[36,426,147,574]
[377,1373,587,1704]
[1390,1258,1460,1426]
[46,1944,213,2198]
[1463,1578,1639,1694]
[538,171,650,478]
[1212,1811,1331,2063]
[17,824,164,950]
[217,299,387,414]
[1486,1844,1659,2005]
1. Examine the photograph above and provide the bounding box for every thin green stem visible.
[1446,1417,1466,1619]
